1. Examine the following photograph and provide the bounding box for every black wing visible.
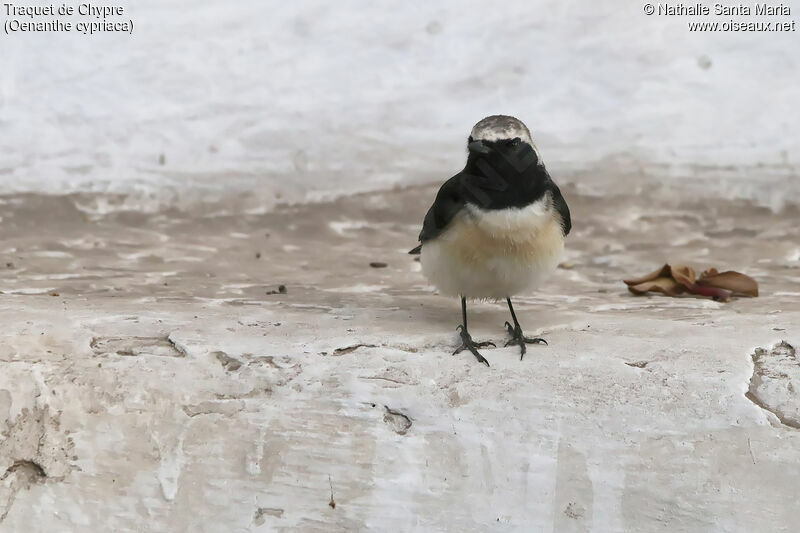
[549,181,571,236]
[408,173,466,254]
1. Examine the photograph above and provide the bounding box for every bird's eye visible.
[507,137,521,147]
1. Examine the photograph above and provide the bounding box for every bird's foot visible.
[453,325,495,366]
[504,321,547,360]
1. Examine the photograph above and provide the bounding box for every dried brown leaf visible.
[625,264,758,300]
[686,284,732,301]
[670,265,696,288]
[623,264,672,286]
[628,277,685,297]
[698,270,759,297]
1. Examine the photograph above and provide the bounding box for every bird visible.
[409,115,571,366]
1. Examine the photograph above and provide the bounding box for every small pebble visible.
[266,284,287,295]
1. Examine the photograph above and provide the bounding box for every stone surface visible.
[1,182,799,531]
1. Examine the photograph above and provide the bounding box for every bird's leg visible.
[504,297,547,360]
[453,296,495,366]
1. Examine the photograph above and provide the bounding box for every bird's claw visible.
[504,322,547,360]
[453,326,494,366]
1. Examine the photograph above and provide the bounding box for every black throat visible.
[459,141,550,210]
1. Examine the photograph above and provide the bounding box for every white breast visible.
[420,194,565,299]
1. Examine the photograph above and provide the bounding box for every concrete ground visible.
[1,179,799,531]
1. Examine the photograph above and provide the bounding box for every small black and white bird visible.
[409,115,571,366]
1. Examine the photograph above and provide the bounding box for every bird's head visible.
[466,115,541,166]
[460,115,551,210]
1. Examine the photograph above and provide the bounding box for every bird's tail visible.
[408,244,422,255]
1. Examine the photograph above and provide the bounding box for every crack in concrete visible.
[91,335,186,358]
[359,375,407,385]
[0,460,46,484]
[253,506,284,525]
[333,344,377,355]
[213,351,242,371]
[0,459,47,520]
[0,407,74,523]
[182,400,245,418]
[746,341,799,429]
[383,406,412,435]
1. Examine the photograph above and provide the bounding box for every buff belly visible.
[420,198,565,299]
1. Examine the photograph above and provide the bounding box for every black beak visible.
[468,140,490,154]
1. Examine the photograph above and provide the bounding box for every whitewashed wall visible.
[1,0,798,209]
